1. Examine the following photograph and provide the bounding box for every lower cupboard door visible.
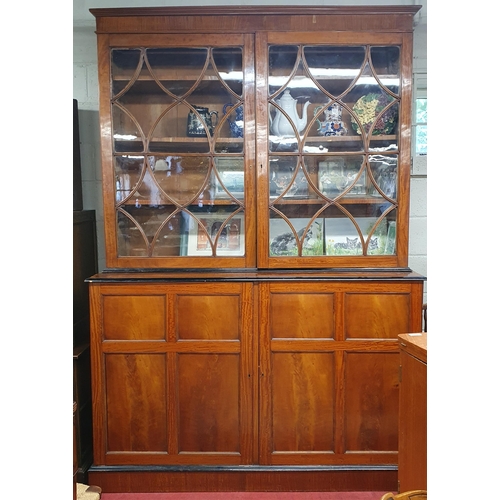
[258,281,419,465]
[91,282,254,465]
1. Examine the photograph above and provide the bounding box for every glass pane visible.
[112,105,144,153]
[183,208,245,257]
[415,125,427,154]
[304,46,365,96]
[213,48,243,97]
[115,155,145,203]
[324,215,391,256]
[213,157,245,200]
[117,206,185,257]
[269,156,313,199]
[368,155,398,199]
[308,155,365,198]
[149,155,213,207]
[112,47,245,155]
[267,44,401,261]
[111,43,246,262]
[415,98,427,123]
[270,214,324,256]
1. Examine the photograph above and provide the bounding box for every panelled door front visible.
[258,280,423,465]
[90,282,254,465]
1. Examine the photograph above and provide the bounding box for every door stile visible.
[257,282,272,464]
[89,285,106,464]
[242,33,258,268]
[334,292,345,455]
[252,282,260,464]
[166,351,178,456]
[255,32,271,269]
[240,282,255,463]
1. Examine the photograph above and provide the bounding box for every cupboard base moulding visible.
[87,465,397,493]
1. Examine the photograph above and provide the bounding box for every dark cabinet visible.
[73,210,98,482]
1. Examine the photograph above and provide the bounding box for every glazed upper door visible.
[99,34,255,268]
[256,31,413,269]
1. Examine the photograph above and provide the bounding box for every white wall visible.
[73,0,427,302]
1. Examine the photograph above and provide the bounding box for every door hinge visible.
[399,364,402,383]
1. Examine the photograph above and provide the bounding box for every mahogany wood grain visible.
[90,282,254,466]
[89,274,422,488]
[256,280,422,466]
[93,6,419,270]
[398,333,427,492]
[88,467,397,493]
[344,352,399,453]
[178,353,240,452]
[87,6,424,492]
[91,7,420,36]
[105,353,168,452]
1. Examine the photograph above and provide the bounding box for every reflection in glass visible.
[112,49,142,95]
[115,155,145,203]
[117,207,184,257]
[149,155,212,206]
[110,44,246,260]
[304,45,365,96]
[267,43,402,260]
[368,155,398,199]
[269,157,310,199]
[307,155,365,198]
[213,48,243,96]
[213,157,244,200]
[268,45,300,93]
[112,46,244,153]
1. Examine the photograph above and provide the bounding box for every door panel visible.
[91,282,254,465]
[344,351,399,452]
[272,352,335,452]
[178,353,241,453]
[344,292,411,338]
[105,353,168,452]
[259,281,416,465]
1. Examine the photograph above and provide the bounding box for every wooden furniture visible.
[87,6,425,493]
[398,333,427,493]
[73,209,98,482]
[73,401,78,500]
[380,490,427,500]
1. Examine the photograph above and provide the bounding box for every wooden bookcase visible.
[87,6,425,493]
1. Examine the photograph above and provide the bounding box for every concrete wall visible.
[73,0,427,302]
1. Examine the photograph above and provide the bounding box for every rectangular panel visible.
[272,352,335,451]
[270,292,335,339]
[344,352,398,452]
[178,353,240,452]
[177,294,241,340]
[103,295,166,340]
[344,292,411,338]
[399,334,427,491]
[105,353,167,452]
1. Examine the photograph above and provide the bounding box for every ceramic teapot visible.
[315,103,347,137]
[270,89,310,136]
[223,103,244,138]
[187,106,219,137]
